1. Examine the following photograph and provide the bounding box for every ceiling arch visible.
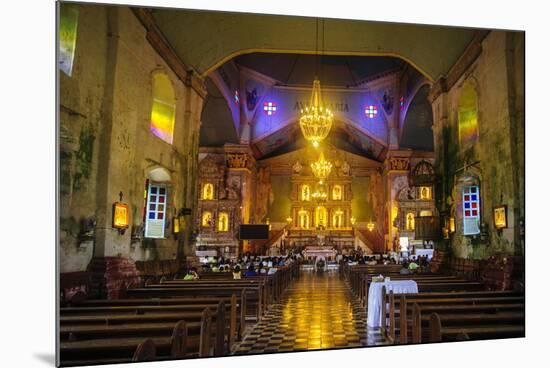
[150,8,478,81]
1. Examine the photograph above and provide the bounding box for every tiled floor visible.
[233,270,388,355]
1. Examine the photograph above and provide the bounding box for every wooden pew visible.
[383,291,524,344]
[60,301,228,366]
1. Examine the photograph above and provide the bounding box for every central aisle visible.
[234,270,387,354]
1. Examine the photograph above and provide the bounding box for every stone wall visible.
[59,4,205,275]
[431,31,524,259]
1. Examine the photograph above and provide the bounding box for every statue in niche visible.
[226,176,241,200]
[406,213,415,230]
[292,161,303,174]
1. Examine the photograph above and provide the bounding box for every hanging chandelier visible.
[299,79,333,148]
[310,152,332,179]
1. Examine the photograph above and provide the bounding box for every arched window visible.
[202,211,212,227]
[332,185,342,200]
[150,73,176,144]
[458,80,479,145]
[59,3,79,76]
[301,185,311,201]
[202,183,214,200]
[218,212,229,232]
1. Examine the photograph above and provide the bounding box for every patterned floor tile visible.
[232,271,389,355]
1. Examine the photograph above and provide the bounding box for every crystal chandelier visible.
[299,79,333,148]
[310,152,332,179]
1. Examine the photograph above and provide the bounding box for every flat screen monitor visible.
[239,224,269,240]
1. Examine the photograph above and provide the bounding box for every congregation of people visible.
[183,252,302,280]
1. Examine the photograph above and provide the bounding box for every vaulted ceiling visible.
[150,7,478,81]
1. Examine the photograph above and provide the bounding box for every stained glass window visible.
[145,183,167,238]
[458,81,479,144]
[59,3,79,76]
[365,105,378,118]
[462,185,480,235]
[263,101,277,116]
[150,73,176,144]
[400,97,404,111]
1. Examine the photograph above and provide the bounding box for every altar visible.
[304,246,337,261]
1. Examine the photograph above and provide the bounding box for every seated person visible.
[267,266,278,275]
[211,264,220,272]
[408,260,419,272]
[258,264,267,274]
[232,265,242,280]
[183,268,199,280]
[399,262,411,275]
[244,264,258,277]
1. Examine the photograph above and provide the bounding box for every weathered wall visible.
[431,31,524,259]
[268,175,292,222]
[59,4,204,273]
[351,176,375,222]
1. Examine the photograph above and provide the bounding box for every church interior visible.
[57,2,525,366]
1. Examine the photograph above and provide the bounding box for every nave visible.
[234,270,387,354]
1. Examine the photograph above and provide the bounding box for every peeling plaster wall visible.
[59,4,204,272]
[432,31,524,260]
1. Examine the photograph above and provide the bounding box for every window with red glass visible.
[462,185,480,235]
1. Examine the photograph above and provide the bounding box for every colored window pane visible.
[157,212,164,220]
[159,196,165,203]
[150,196,156,202]
[150,187,157,194]
[471,187,477,193]
[465,210,471,217]
[465,203,470,209]
[464,195,470,201]
[472,210,478,216]
[471,195,477,201]
[263,101,277,116]
[59,4,79,76]
[149,212,155,219]
[149,204,155,211]
[150,73,176,144]
[159,187,165,194]
[458,82,479,144]
[472,202,477,209]
[365,105,378,118]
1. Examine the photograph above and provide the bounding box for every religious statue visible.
[340,161,351,176]
[292,161,303,174]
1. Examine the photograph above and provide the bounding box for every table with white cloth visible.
[414,248,434,260]
[367,280,418,328]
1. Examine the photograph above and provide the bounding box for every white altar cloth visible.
[367,280,418,328]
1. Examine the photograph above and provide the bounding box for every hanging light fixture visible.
[311,152,332,179]
[299,18,333,148]
[299,79,333,147]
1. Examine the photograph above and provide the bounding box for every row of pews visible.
[59,262,300,366]
[342,262,525,344]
